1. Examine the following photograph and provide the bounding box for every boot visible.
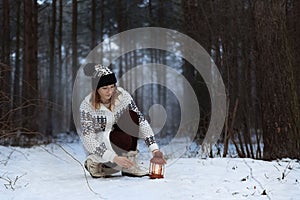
[121,150,149,177]
[84,159,119,178]
[84,159,105,178]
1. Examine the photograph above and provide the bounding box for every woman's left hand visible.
[151,150,167,165]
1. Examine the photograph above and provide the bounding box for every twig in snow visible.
[1,147,29,166]
[0,173,27,190]
[281,161,293,180]
[40,145,69,163]
[7,146,29,161]
[273,160,293,180]
[0,150,15,166]
[55,143,103,198]
[273,164,280,172]
[242,159,271,200]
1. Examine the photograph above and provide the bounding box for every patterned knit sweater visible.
[79,87,159,163]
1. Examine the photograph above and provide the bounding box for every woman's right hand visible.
[113,156,134,169]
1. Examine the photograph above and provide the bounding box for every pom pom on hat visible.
[83,63,117,90]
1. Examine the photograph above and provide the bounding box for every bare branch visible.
[55,143,103,198]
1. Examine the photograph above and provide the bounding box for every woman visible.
[79,63,166,178]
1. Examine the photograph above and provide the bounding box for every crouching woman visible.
[79,63,166,178]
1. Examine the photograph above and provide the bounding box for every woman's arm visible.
[80,103,116,163]
[121,89,159,152]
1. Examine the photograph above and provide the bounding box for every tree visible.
[46,0,57,136]
[70,0,78,132]
[22,0,39,140]
[254,0,300,160]
[1,0,11,128]
[13,0,23,131]
[289,0,300,108]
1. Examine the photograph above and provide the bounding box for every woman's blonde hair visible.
[90,85,120,111]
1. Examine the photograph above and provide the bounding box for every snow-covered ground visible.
[0,141,299,200]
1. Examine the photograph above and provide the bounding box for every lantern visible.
[149,151,165,179]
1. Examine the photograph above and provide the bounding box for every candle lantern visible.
[149,151,165,179]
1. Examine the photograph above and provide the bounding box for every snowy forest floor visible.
[0,141,299,200]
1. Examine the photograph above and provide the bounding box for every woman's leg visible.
[110,110,139,154]
[109,130,132,155]
[110,110,149,177]
[86,110,144,177]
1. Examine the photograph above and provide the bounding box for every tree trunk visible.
[70,0,78,132]
[254,0,300,160]
[291,0,300,110]
[1,0,10,65]
[116,0,123,74]
[57,0,64,131]
[13,0,22,130]
[91,0,97,49]
[1,0,11,128]
[22,0,39,137]
[100,0,104,41]
[47,0,56,136]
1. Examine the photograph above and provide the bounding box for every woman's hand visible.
[113,156,134,169]
[151,150,167,165]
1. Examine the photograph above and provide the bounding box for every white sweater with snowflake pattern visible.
[79,87,159,163]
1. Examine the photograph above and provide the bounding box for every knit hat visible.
[83,63,117,90]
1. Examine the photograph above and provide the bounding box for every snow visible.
[0,141,299,200]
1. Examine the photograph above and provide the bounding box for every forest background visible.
[0,0,299,161]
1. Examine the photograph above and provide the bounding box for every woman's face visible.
[97,84,116,102]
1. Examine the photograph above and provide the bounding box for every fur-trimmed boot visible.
[84,159,119,178]
[84,159,105,178]
[121,150,149,177]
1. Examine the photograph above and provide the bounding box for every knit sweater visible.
[79,87,159,163]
